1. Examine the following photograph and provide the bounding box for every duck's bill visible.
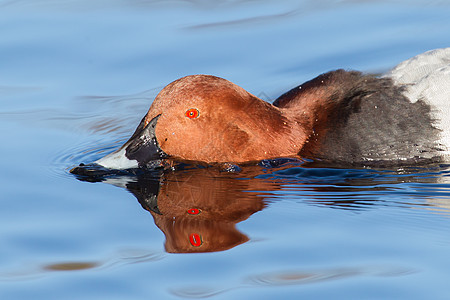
[69,163,140,181]
[94,114,168,170]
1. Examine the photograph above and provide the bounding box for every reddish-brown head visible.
[143,75,303,163]
[92,75,307,169]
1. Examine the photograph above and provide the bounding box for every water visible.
[1,0,450,299]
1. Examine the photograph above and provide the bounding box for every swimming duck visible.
[95,48,450,169]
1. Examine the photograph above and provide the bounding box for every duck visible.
[94,48,450,169]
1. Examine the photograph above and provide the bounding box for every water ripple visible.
[0,248,166,281]
[170,265,415,298]
[245,266,415,287]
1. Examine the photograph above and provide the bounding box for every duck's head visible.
[95,75,298,169]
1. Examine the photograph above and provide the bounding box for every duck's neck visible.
[274,70,382,157]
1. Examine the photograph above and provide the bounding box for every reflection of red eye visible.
[185,108,199,119]
[189,233,202,247]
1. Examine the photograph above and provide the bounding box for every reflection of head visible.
[131,168,266,253]
[157,218,249,253]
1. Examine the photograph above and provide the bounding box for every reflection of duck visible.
[92,48,450,169]
[117,167,267,253]
[71,161,450,253]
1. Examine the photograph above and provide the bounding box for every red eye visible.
[185,108,199,119]
[187,208,201,215]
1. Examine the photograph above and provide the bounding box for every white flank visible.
[384,48,450,153]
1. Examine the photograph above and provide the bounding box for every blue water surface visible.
[1,0,450,299]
